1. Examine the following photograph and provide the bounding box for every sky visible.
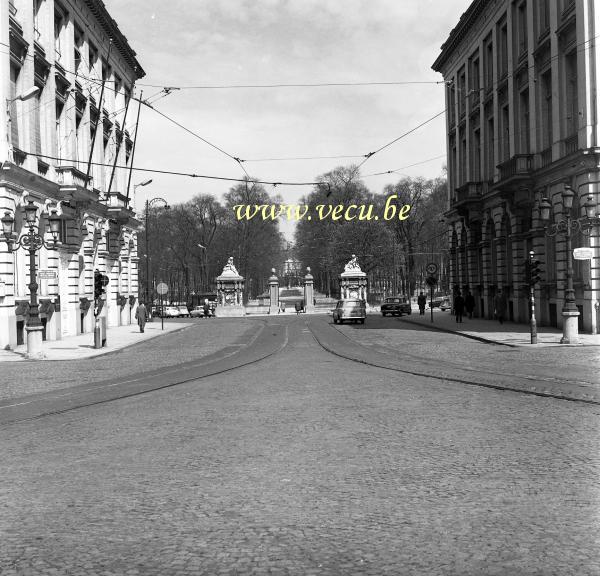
[102,0,472,239]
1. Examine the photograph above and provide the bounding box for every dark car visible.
[332,299,366,324]
[381,297,411,317]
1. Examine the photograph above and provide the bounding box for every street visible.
[2,316,600,575]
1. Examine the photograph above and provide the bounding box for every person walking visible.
[494,289,508,324]
[135,301,148,333]
[417,292,427,315]
[203,298,210,318]
[454,291,465,323]
[295,300,303,315]
[465,289,475,319]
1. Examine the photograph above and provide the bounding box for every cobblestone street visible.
[2,317,599,575]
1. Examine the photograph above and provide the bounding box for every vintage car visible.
[439,297,452,311]
[381,297,411,316]
[332,299,366,324]
[160,306,180,318]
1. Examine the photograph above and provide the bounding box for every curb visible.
[398,316,517,347]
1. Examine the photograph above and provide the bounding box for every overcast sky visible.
[103,0,472,239]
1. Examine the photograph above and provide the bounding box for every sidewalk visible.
[400,308,600,347]
[0,320,192,362]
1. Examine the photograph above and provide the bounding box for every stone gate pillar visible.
[303,267,315,313]
[268,268,279,315]
[215,256,245,317]
[339,254,368,301]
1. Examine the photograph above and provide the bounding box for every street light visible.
[145,196,169,305]
[1,201,61,358]
[539,184,600,344]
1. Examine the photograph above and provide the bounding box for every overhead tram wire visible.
[140,98,251,179]
[356,109,446,170]
[134,80,445,90]
[362,153,447,178]
[19,151,324,187]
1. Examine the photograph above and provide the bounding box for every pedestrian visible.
[465,289,475,319]
[295,300,302,315]
[203,298,210,318]
[417,292,426,315]
[280,301,286,313]
[494,289,508,324]
[135,301,147,333]
[454,291,465,323]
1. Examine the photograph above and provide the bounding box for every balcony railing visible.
[455,182,483,204]
[563,134,578,156]
[55,165,92,188]
[498,154,533,181]
[540,147,553,168]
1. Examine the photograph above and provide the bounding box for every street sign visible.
[156,282,169,295]
[425,262,438,275]
[38,270,57,279]
[425,275,438,287]
[573,247,594,260]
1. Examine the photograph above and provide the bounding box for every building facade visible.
[432,0,600,333]
[0,0,145,349]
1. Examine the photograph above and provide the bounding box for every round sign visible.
[156,282,169,295]
[425,262,438,275]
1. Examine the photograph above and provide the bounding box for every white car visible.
[160,306,180,318]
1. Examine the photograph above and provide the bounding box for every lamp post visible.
[144,196,169,306]
[539,185,600,343]
[1,201,61,358]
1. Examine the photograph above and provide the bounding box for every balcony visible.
[498,154,532,181]
[55,165,92,188]
[454,182,484,219]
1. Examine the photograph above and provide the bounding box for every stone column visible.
[268,269,279,315]
[303,267,314,313]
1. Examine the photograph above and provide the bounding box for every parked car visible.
[190,305,214,318]
[160,306,180,318]
[380,297,412,316]
[440,297,451,311]
[176,305,190,318]
[332,299,366,324]
[428,297,443,309]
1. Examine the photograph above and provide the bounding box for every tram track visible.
[0,322,290,425]
[305,317,600,406]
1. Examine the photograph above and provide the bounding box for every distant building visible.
[0,0,145,348]
[432,0,600,333]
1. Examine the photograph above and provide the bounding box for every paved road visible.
[2,316,599,575]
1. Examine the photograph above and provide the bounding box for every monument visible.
[215,257,245,317]
[340,254,367,301]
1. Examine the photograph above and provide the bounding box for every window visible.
[564,51,578,136]
[514,1,528,58]
[469,51,480,110]
[34,0,43,42]
[485,110,495,179]
[536,0,550,38]
[9,64,20,148]
[497,18,508,79]
[74,24,84,74]
[55,100,65,158]
[459,127,467,185]
[539,69,553,149]
[518,88,530,153]
[471,127,481,181]
[88,43,98,74]
[500,103,510,161]
[458,66,466,117]
[448,82,456,125]
[484,33,494,90]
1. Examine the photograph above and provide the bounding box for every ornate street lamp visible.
[540,185,600,344]
[1,201,61,358]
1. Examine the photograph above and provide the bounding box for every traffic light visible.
[94,269,109,300]
[528,254,543,286]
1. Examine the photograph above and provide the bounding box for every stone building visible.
[0,0,144,349]
[432,0,600,334]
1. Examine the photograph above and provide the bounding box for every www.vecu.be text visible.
[233,194,411,222]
